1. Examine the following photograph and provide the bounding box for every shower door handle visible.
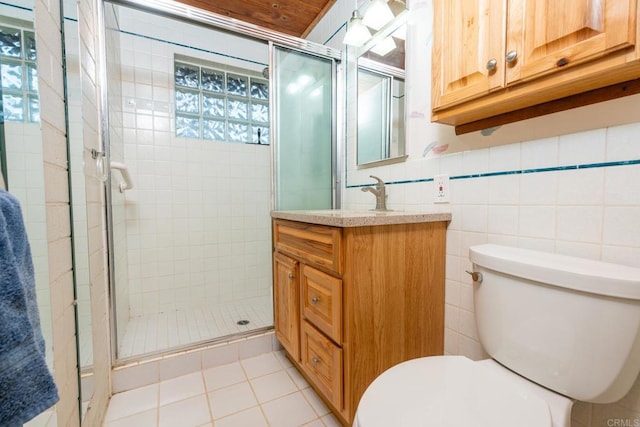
[92,149,108,182]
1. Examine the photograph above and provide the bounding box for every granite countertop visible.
[271,208,452,227]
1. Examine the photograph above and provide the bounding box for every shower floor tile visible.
[118,296,273,359]
[104,351,343,427]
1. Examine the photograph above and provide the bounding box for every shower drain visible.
[237,319,250,326]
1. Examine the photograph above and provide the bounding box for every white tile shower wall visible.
[77,0,114,423]
[116,11,272,317]
[34,0,80,423]
[326,0,640,425]
[64,15,95,370]
[105,3,131,344]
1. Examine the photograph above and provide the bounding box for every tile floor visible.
[118,296,274,358]
[104,350,342,427]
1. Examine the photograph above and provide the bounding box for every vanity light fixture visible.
[343,10,372,47]
[362,0,395,30]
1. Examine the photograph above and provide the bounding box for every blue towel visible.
[0,190,59,426]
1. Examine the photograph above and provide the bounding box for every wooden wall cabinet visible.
[432,0,640,127]
[272,218,446,425]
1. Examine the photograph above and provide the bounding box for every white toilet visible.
[354,244,640,427]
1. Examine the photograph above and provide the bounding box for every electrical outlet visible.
[434,174,450,203]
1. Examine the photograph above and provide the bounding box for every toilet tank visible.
[469,244,640,404]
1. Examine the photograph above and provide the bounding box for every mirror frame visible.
[348,10,410,169]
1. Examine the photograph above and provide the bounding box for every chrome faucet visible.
[361,175,387,211]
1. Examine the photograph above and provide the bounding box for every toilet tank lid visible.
[470,244,640,300]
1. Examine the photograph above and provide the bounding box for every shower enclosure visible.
[99,1,339,361]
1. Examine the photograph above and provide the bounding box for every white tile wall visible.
[309,1,640,425]
[33,0,81,424]
[114,10,272,318]
[105,3,132,351]
[77,0,114,424]
[63,12,95,371]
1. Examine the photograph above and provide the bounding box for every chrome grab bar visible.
[110,161,134,193]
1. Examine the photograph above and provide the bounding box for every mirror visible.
[0,1,57,425]
[346,9,409,169]
[357,61,405,165]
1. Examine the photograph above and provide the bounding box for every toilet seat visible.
[354,356,554,427]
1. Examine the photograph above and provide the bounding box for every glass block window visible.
[174,59,269,144]
[0,25,38,123]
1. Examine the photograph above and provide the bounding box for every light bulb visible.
[343,10,372,47]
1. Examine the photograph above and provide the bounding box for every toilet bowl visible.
[354,244,640,427]
[354,356,571,427]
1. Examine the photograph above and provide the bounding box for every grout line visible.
[201,367,215,424]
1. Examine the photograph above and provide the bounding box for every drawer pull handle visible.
[311,357,320,367]
[288,272,294,280]
[311,296,320,305]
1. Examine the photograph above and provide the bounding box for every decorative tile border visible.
[346,159,640,188]
[0,1,32,12]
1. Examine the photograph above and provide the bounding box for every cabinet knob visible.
[505,50,518,64]
[311,296,320,305]
[486,58,497,71]
[288,272,294,280]
[311,357,320,367]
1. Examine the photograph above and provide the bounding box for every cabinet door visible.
[506,0,637,84]
[432,0,506,110]
[274,252,300,360]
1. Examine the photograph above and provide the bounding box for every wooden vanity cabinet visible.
[432,0,640,127]
[272,218,446,426]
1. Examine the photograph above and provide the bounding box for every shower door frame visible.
[270,42,341,211]
[98,0,343,364]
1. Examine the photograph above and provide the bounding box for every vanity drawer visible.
[301,265,342,344]
[301,320,343,410]
[273,220,342,274]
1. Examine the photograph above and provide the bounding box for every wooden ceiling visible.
[174,0,337,38]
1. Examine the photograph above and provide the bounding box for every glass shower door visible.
[273,47,335,210]
[104,3,274,360]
